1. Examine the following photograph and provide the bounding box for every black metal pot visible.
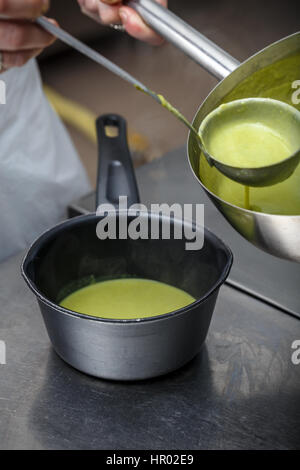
[22,114,233,381]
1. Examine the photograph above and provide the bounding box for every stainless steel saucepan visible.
[22,115,232,381]
[188,33,300,263]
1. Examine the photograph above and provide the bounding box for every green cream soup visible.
[60,278,195,320]
[208,121,292,168]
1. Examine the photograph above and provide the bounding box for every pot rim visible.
[21,211,233,325]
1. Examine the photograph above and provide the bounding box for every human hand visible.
[0,0,55,72]
[78,0,167,46]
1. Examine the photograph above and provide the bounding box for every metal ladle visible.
[122,1,300,262]
[198,97,300,187]
[126,0,300,186]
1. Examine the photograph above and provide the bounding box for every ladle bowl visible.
[188,32,300,263]
[199,98,300,187]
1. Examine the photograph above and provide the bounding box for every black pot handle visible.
[96,114,140,209]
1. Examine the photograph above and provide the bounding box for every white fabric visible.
[0,59,91,262]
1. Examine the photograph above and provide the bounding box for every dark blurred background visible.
[38,0,300,187]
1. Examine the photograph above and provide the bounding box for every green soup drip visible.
[60,278,195,320]
[244,186,250,210]
[134,84,202,144]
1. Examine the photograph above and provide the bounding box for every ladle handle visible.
[96,115,140,209]
[126,0,240,80]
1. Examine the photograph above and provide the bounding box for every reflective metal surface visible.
[127,0,239,80]
[36,16,160,102]
[1,252,299,449]
[188,33,300,262]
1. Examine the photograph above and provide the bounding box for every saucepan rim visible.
[21,211,233,325]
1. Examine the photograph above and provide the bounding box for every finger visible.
[0,0,50,20]
[99,0,166,6]
[97,1,121,24]
[95,0,167,26]
[77,0,98,16]
[78,0,121,24]
[0,20,55,51]
[99,0,120,4]
[119,6,164,45]
[1,47,43,70]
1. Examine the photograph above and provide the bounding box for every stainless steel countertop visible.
[1,147,300,450]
